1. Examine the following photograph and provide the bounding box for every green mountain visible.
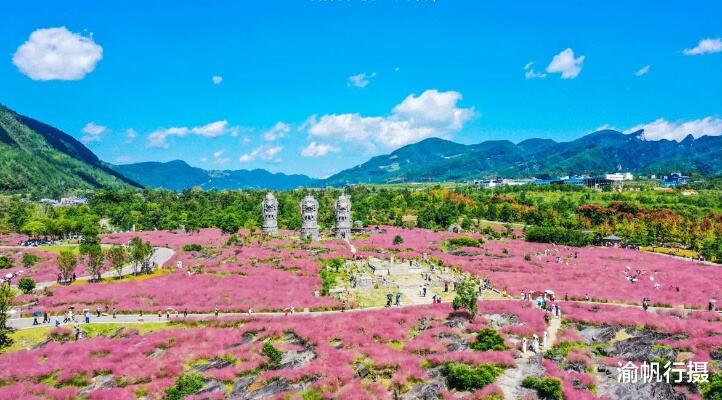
[0,104,140,198]
[111,160,321,190]
[324,130,722,184]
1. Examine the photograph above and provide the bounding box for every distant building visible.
[660,173,690,187]
[601,235,623,247]
[604,172,634,181]
[39,196,87,207]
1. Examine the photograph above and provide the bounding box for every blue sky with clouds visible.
[1,0,721,178]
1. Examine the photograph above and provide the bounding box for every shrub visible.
[262,342,283,368]
[544,341,584,360]
[182,244,203,252]
[524,253,532,261]
[521,376,563,400]
[18,277,36,294]
[441,362,504,391]
[448,237,481,248]
[0,256,11,269]
[702,371,722,400]
[22,253,40,267]
[48,327,74,343]
[393,235,404,246]
[470,328,507,351]
[164,372,205,400]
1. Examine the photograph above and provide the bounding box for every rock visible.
[355,363,370,378]
[230,376,319,400]
[444,317,467,329]
[79,375,116,396]
[278,332,316,369]
[191,358,235,372]
[229,376,256,398]
[596,366,687,400]
[149,347,165,358]
[578,324,622,345]
[710,348,722,361]
[434,332,469,352]
[402,367,446,400]
[196,379,225,396]
[485,313,520,329]
[607,329,675,363]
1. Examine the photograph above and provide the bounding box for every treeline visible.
[524,226,593,247]
[1,185,722,261]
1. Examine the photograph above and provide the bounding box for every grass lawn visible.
[2,322,174,353]
[641,246,700,259]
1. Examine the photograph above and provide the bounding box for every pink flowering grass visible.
[0,302,550,399]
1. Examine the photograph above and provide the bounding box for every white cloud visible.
[683,38,722,55]
[262,122,291,141]
[212,75,223,85]
[301,142,340,157]
[306,89,475,149]
[523,62,547,79]
[13,27,103,81]
[81,122,108,143]
[634,65,650,77]
[348,72,376,88]
[124,128,137,143]
[625,117,722,141]
[239,145,283,163]
[212,149,230,164]
[147,120,239,148]
[546,48,585,79]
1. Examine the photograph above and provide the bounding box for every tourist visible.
[33,315,39,326]
[184,308,188,318]
[84,310,90,324]
[43,312,49,324]
[531,334,540,353]
[214,306,219,317]
[709,299,716,312]
[96,307,101,318]
[395,292,401,306]
[55,319,60,328]
[72,272,76,282]
[584,293,590,301]
[386,293,393,307]
[74,323,81,340]
[522,337,528,354]
[543,331,548,349]
[521,290,526,301]
[564,292,569,301]
[544,312,550,325]
[158,310,162,319]
[166,309,170,319]
[422,285,427,297]
[444,280,449,292]
[112,307,117,319]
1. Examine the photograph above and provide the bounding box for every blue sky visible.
[1,0,721,178]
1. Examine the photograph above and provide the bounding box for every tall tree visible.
[57,249,77,284]
[452,276,479,320]
[0,282,14,348]
[80,227,104,281]
[107,245,127,278]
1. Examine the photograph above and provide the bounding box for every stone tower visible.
[335,195,352,240]
[261,192,278,235]
[299,195,319,240]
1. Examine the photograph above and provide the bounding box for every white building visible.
[604,172,634,181]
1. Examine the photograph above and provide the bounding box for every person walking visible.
[183,308,188,318]
[395,291,401,306]
[112,307,116,319]
[386,293,393,307]
[84,310,90,324]
[214,306,219,317]
[43,312,50,324]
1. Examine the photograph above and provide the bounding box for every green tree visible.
[0,283,15,348]
[20,220,47,238]
[80,227,105,281]
[441,362,503,391]
[452,277,479,319]
[107,245,127,278]
[57,249,77,283]
[129,237,154,274]
[17,277,35,294]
